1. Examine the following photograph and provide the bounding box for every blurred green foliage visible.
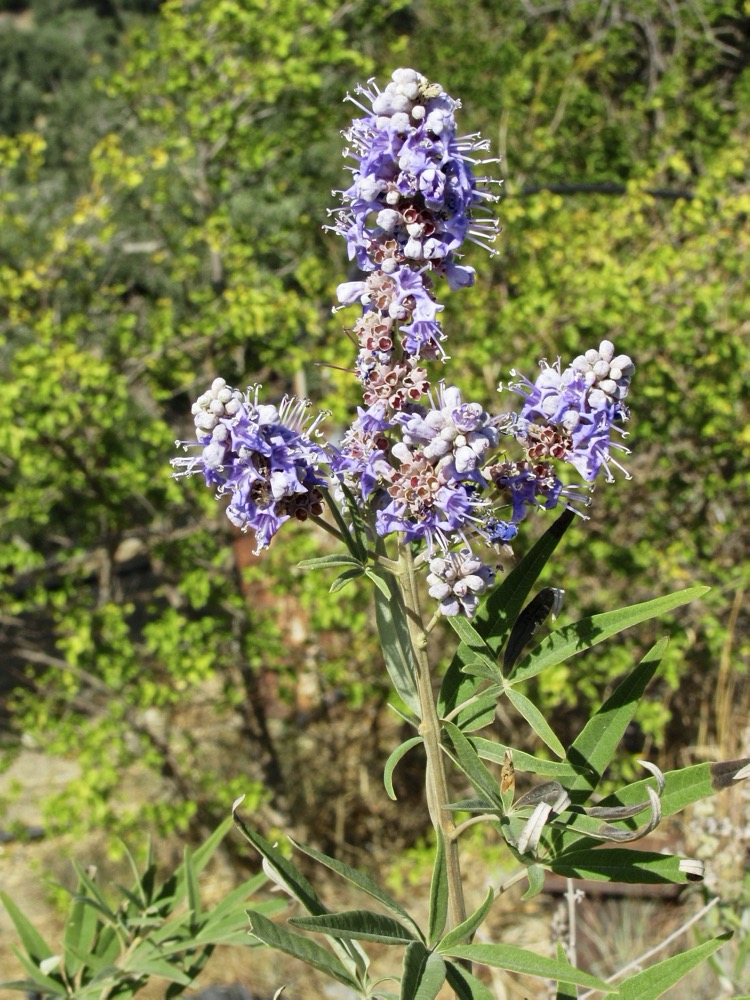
[0,0,747,850]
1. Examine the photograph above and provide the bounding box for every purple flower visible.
[426,547,496,618]
[172,380,328,552]
[508,342,634,482]
[330,68,500,363]
[375,478,477,549]
[395,384,499,485]
[329,403,392,500]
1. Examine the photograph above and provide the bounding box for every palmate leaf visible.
[443,942,614,991]
[330,566,365,592]
[479,509,576,655]
[616,932,732,999]
[400,942,447,1000]
[0,979,50,995]
[297,553,364,571]
[445,616,502,680]
[565,638,668,803]
[6,951,65,994]
[508,586,708,685]
[522,864,546,900]
[247,911,359,990]
[449,690,500,733]
[438,509,575,721]
[320,485,368,562]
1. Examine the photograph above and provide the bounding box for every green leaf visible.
[450,690,500,733]
[290,909,417,945]
[505,687,565,758]
[444,723,502,807]
[384,736,422,800]
[10,952,66,994]
[427,832,448,947]
[90,923,120,965]
[233,804,327,916]
[443,942,614,991]
[197,873,279,935]
[438,510,574,725]
[616,932,732,1000]
[554,941,578,999]
[543,757,750,859]
[365,567,394,599]
[373,572,420,716]
[189,815,233,874]
[479,509,576,654]
[565,638,668,802]
[400,942,446,1000]
[184,847,201,921]
[594,757,750,820]
[321,487,367,562]
[444,961,496,1000]
[509,587,709,684]
[473,739,587,780]
[120,842,149,908]
[157,816,233,908]
[437,887,493,952]
[64,939,119,975]
[247,911,358,990]
[0,892,54,962]
[446,616,502,679]
[298,553,363,571]
[336,483,370,561]
[121,953,192,985]
[522,865,546,901]
[62,885,99,977]
[548,847,698,884]
[330,566,365,592]
[288,838,420,934]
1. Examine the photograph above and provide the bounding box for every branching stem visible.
[451,813,499,840]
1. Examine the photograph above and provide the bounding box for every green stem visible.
[398,543,467,931]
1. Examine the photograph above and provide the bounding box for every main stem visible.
[398,543,467,930]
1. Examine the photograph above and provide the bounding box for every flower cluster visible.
[172,380,327,552]
[330,67,500,399]
[508,340,634,483]
[173,70,636,620]
[427,548,496,618]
